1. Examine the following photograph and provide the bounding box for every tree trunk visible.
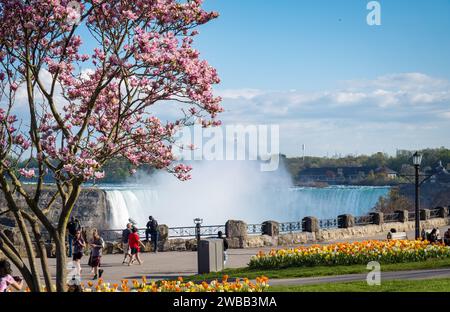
[31,223,53,292]
[55,183,81,291]
[12,210,42,292]
[54,234,67,292]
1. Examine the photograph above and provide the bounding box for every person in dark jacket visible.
[67,217,81,257]
[218,231,229,265]
[121,223,133,264]
[429,228,439,243]
[145,216,159,253]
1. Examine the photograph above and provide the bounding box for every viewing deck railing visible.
[319,218,338,229]
[91,207,449,241]
[354,215,374,226]
[279,221,302,234]
[384,212,400,223]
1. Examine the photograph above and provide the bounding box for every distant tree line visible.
[17,148,450,184]
[285,147,450,182]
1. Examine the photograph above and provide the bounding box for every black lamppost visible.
[194,218,203,242]
[412,152,423,240]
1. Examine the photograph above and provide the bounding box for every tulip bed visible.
[79,276,269,292]
[249,240,450,270]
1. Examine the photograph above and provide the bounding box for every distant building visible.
[429,161,450,184]
[375,166,398,180]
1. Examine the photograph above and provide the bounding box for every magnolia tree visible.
[0,0,222,291]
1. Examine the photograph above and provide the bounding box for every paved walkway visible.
[10,224,450,286]
[269,268,450,286]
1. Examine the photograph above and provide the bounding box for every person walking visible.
[67,217,81,257]
[128,227,145,266]
[218,231,229,265]
[146,216,159,253]
[72,230,85,279]
[89,229,105,280]
[122,223,133,265]
[0,259,23,293]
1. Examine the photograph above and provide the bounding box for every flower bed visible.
[249,240,450,269]
[79,276,269,292]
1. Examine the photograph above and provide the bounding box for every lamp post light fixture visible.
[412,152,423,240]
[194,218,203,242]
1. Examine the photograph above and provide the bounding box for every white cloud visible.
[214,73,450,156]
[215,88,266,100]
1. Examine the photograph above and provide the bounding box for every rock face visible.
[0,186,109,231]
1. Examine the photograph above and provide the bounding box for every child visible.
[0,259,23,292]
[128,227,145,266]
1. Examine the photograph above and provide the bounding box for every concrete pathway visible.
[9,224,450,286]
[269,268,450,286]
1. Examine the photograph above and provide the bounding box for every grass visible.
[185,257,450,282]
[269,278,450,292]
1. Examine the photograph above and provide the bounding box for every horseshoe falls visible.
[103,184,390,228]
[102,161,390,228]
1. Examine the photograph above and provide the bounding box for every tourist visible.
[128,227,145,266]
[67,216,81,257]
[89,229,105,280]
[0,259,23,293]
[444,228,450,246]
[146,216,159,253]
[429,228,439,243]
[218,231,229,265]
[72,230,85,279]
[122,223,133,265]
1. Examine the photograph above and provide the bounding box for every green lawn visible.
[270,278,450,292]
[185,257,450,282]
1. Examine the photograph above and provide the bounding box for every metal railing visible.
[384,212,400,223]
[319,218,338,229]
[247,224,262,235]
[169,225,225,238]
[100,224,226,240]
[429,209,441,219]
[354,215,374,226]
[279,221,302,234]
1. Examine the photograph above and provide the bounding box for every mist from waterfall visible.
[103,160,390,229]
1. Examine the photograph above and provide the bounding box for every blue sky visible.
[184,0,450,157]
[13,1,450,158]
[197,0,450,90]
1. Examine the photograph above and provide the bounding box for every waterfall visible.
[285,186,390,221]
[104,185,390,228]
[105,189,159,229]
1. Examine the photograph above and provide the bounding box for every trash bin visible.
[197,239,224,274]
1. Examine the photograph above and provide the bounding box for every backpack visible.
[67,222,77,236]
[150,220,159,233]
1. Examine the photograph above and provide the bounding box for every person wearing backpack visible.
[67,217,81,257]
[145,216,159,253]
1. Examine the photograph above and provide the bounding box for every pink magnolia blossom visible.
[18,168,35,179]
[0,0,222,182]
